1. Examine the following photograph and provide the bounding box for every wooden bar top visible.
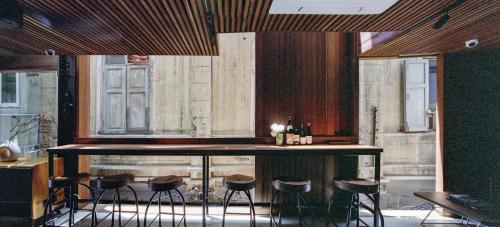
[47,144,382,156]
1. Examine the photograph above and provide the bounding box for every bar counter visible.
[47,144,382,226]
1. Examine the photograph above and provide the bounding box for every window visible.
[0,72,20,107]
[100,55,150,134]
[403,59,437,132]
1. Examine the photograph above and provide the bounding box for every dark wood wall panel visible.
[255,32,357,137]
[254,32,359,203]
[255,32,329,136]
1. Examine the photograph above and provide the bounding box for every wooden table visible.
[414,192,500,226]
[48,144,383,227]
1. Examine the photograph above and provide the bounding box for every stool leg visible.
[222,190,235,227]
[144,191,159,227]
[68,186,74,226]
[43,188,61,227]
[355,193,360,227]
[117,188,122,226]
[174,188,187,227]
[158,191,162,227]
[126,185,140,227]
[326,190,341,227]
[297,193,303,227]
[91,189,108,227]
[346,193,355,227]
[270,189,277,227]
[111,189,117,226]
[278,192,283,227]
[365,194,385,227]
[243,190,256,227]
[167,190,175,227]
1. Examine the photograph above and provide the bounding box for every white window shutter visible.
[101,65,127,134]
[404,59,429,132]
[126,65,149,133]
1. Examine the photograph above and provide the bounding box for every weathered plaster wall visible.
[358,58,436,209]
[87,33,256,200]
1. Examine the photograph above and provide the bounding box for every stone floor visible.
[37,205,475,227]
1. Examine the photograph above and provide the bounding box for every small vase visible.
[0,138,21,162]
[275,133,284,146]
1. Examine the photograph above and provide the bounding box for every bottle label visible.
[293,135,300,144]
[286,134,294,145]
[306,136,313,144]
[300,137,307,145]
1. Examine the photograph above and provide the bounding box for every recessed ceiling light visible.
[269,0,399,15]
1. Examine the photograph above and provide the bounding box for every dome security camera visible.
[44,48,55,56]
[465,39,479,48]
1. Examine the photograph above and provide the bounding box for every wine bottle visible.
[285,116,294,145]
[299,124,307,145]
[306,122,313,144]
[293,124,300,145]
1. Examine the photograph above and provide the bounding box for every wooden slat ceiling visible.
[0,0,498,56]
[361,0,500,57]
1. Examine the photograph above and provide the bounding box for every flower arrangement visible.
[270,123,285,145]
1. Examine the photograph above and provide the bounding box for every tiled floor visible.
[40,205,472,227]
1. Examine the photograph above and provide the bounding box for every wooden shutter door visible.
[404,59,429,132]
[126,65,149,134]
[102,66,126,134]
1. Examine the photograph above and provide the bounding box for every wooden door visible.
[126,65,149,134]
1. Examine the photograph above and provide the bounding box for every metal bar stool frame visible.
[270,182,314,227]
[143,188,187,227]
[222,188,257,227]
[43,177,95,227]
[326,184,385,227]
[90,184,140,227]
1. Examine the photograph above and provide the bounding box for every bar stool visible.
[270,177,313,227]
[222,174,257,227]
[144,175,187,227]
[91,173,140,227]
[43,172,95,227]
[326,178,384,227]
[43,176,80,227]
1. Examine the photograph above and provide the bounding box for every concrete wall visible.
[0,72,58,155]
[358,59,436,209]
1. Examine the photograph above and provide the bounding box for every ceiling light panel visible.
[269,0,399,15]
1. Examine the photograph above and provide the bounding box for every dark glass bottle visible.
[299,124,307,145]
[286,116,294,145]
[306,122,313,144]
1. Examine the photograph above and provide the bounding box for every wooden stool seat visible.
[224,174,256,191]
[334,178,379,194]
[149,175,183,191]
[95,174,134,190]
[272,177,311,193]
[48,176,80,189]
